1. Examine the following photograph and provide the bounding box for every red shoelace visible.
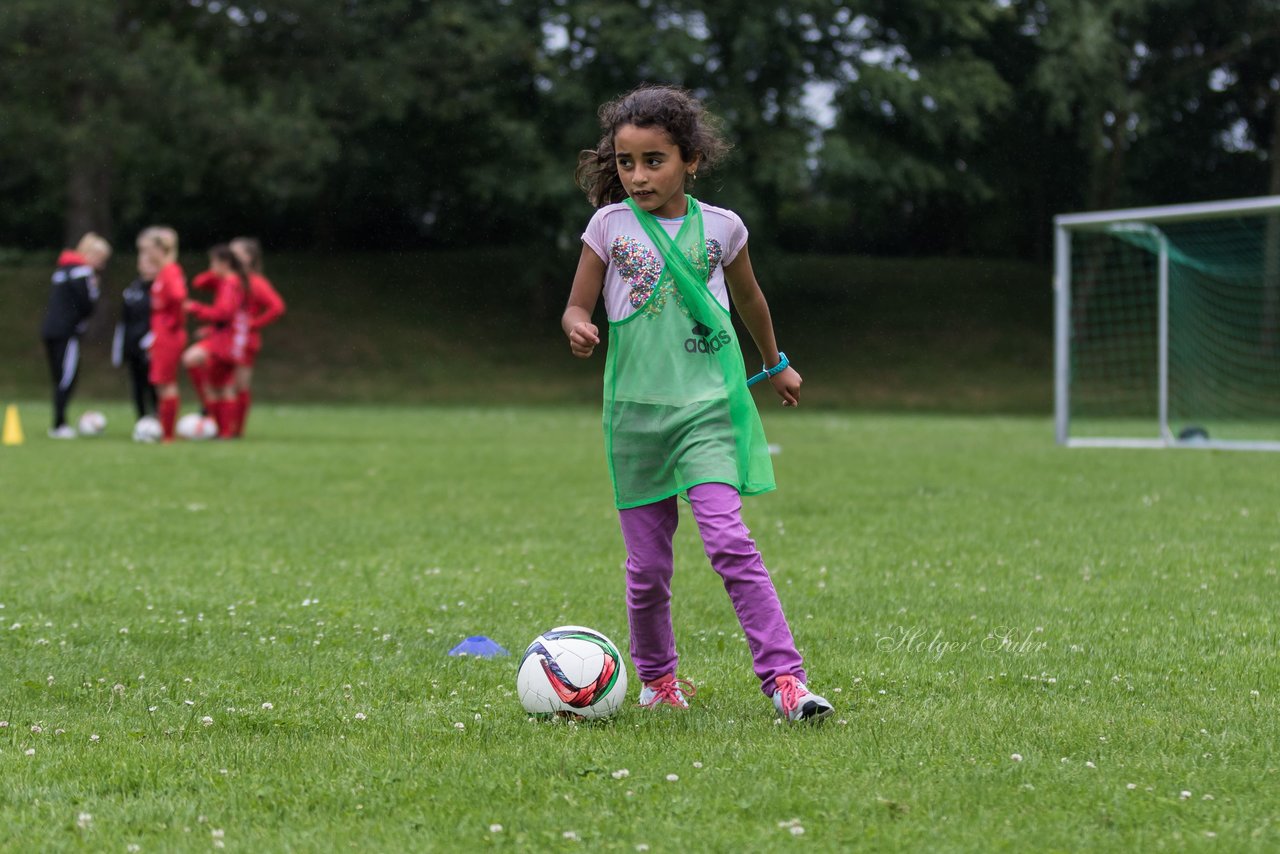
[640,676,697,708]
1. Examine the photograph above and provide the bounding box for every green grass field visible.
[2,404,1277,851]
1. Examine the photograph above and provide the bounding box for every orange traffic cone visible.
[3,404,25,446]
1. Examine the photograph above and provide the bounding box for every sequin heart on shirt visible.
[612,235,726,311]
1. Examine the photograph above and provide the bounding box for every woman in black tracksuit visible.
[40,233,111,437]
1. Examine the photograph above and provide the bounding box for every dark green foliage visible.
[0,0,1275,257]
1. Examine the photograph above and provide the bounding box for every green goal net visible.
[1055,196,1280,449]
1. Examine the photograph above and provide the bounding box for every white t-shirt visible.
[581,201,749,322]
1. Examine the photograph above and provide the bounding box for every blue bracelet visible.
[746,352,789,387]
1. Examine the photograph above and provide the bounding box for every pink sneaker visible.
[637,674,696,709]
[772,674,834,723]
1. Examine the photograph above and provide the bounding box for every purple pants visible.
[618,481,805,697]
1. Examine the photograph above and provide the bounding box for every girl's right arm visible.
[561,244,606,358]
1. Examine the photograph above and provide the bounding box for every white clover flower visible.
[1180,790,1192,800]
[89,734,100,742]
[261,703,273,710]
[1011,753,1023,762]
[25,748,35,756]
[31,725,42,734]
[76,812,92,828]
[489,824,503,833]
[0,721,9,728]
[354,712,367,721]
[563,830,579,841]
[1086,761,1096,769]
[692,761,703,769]
[665,774,679,782]
[200,716,213,727]
[1126,783,1137,790]
[454,722,465,730]
[611,769,630,780]
[790,826,805,836]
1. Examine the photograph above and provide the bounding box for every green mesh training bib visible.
[602,196,775,509]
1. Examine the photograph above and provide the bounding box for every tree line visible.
[1,0,1277,260]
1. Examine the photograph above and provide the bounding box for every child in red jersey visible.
[185,267,223,417]
[229,237,285,437]
[182,245,252,438]
[137,226,186,442]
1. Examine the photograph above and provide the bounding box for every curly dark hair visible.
[576,85,732,208]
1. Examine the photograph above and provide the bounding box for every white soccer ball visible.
[516,625,628,719]
[77,410,107,437]
[132,415,163,443]
[177,413,217,441]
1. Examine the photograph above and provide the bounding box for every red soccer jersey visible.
[247,273,285,331]
[188,273,249,361]
[187,273,242,326]
[245,273,285,355]
[149,261,187,337]
[191,270,221,292]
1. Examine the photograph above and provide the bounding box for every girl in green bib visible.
[562,85,833,723]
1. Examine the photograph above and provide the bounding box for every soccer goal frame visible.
[1054,195,1280,451]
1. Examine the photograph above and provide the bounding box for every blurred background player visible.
[229,236,285,437]
[182,244,252,438]
[112,250,158,423]
[40,232,111,438]
[137,226,186,442]
[186,266,221,418]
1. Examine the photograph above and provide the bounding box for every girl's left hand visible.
[770,366,802,407]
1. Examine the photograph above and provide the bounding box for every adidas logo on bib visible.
[685,322,732,354]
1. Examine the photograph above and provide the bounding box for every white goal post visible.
[1054,195,1280,450]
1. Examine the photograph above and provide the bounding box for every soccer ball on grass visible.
[177,412,218,440]
[516,626,627,719]
[132,416,163,443]
[77,410,107,436]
